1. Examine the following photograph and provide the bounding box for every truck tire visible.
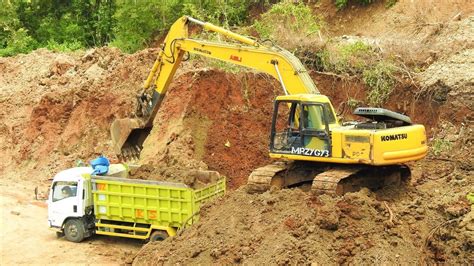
[64,219,85,243]
[150,230,168,242]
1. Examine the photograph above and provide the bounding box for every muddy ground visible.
[1,0,473,264]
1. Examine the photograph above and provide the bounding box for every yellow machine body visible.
[268,94,427,165]
[110,16,428,195]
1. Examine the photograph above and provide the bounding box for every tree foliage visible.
[0,0,266,56]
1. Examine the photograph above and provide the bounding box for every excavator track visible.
[311,167,363,195]
[246,162,289,194]
[247,162,410,196]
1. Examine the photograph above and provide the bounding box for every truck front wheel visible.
[64,219,85,243]
[150,230,168,242]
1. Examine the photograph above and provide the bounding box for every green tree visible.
[111,0,261,53]
[0,2,21,48]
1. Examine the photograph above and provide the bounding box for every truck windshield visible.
[52,181,78,202]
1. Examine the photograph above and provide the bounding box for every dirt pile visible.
[139,70,280,189]
[317,0,474,65]
[418,48,474,126]
[0,47,158,183]
[134,172,473,265]
[128,164,221,189]
[0,47,280,190]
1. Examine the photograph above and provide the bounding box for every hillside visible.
[0,0,472,264]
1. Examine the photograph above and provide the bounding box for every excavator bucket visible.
[110,118,151,161]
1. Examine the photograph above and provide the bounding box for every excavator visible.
[111,16,428,195]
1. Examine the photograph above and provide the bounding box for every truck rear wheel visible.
[64,219,85,243]
[150,230,168,242]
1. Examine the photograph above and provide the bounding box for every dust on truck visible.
[47,166,225,243]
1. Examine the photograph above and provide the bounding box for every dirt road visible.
[0,179,141,265]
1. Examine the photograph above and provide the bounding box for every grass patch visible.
[0,28,38,57]
[347,98,363,109]
[431,138,453,156]
[46,40,83,52]
[314,40,397,106]
[385,0,398,8]
[252,2,324,51]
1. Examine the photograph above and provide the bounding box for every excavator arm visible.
[111,16,320,159]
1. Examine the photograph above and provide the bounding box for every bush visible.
[180,0,252,26]
[312,40,397,106]
[363,62,396,106]
[0,3,20,49]
[46,40,83,52]
[335,0,375,10]
[253,2,323,50]
[110,2,164,53]
[1,1,260,55]
[431,138,453,156]
[0,28,37,57]
[111,1,257,53]
[316,41,376,74]
[336,41,375,73]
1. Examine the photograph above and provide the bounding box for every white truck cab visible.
[47,167,94,242]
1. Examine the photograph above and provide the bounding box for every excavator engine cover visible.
[354,107,412,124]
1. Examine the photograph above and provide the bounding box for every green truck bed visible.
[90,175,225,239]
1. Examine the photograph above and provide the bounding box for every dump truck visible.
[47,165,225,242]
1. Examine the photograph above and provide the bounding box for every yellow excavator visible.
[111,16,427,195]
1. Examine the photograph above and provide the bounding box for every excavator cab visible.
[270,94,337,158]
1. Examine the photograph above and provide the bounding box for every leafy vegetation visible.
[252,2,324,50]
[313,41,397,106]
[385,0,398,8]
[335,0,375,10]
[254,2,322,39]
[363,62,396,106]
[0,28,38,57]
[431,138,453,156]
[1,0,116,55]
[346,98,362,109]
[0,0,265,56]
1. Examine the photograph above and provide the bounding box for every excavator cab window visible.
[301,103,331,154]
[302,104,325,131]
[270,100,331,157]
[271,101,303,152]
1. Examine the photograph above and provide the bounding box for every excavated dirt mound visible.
[0,47,156,182]
[134,170,473,265]
[1,48,278,189]
[128,164,221,189]
[135,116,474,264]
[139,70,280,189]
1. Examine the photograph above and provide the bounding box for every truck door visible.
[48,180,82,228]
